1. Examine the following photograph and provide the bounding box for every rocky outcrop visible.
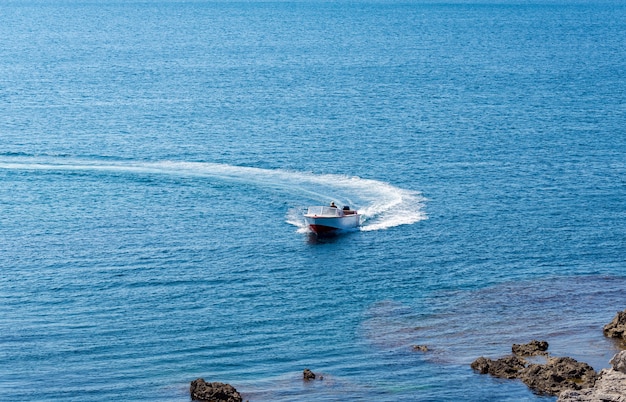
[471,355,526,379]
[303,368,316,380]
[471,341,597,396]
[512,340,549,356]
[558,351,626,402]
[604,310,626,341]
[190,378,242,402]
[519,357,596,395]
[611,350,626,374]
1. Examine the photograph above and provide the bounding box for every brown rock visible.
[472,343,598,397]
[519,357,597,396]
[610,350,626,374]
[471,356,492,374]
[558,352,626,402]
[190,378,242,402]
[303,368,316,380]
[512,340,549,356]
[471,355,526,379]
[603,310,626,340]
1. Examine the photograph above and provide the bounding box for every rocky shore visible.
[558,351,626,402]
[471,309,626,400]
[471,341,597,395]
[189,310,626,401]
[558,309,626,401]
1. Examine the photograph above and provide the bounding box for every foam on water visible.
[0,156,427,233]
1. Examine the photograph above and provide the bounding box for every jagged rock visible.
[558,352,626,402]
[303,368,316,380]
[472,342,598,396]
[610,350,626,374]
[190,378,242,402]
[471,356,491,374]
[603,310,626,340]
[512,340,549,356]
[519,357,597,396]
[471,355,526,379]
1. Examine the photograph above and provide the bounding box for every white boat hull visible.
[304,206,360,234]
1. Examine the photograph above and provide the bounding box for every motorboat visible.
[304,205,360,234]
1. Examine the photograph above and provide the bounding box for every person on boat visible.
[330,201,337,208]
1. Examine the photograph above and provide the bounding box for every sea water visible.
[1,1,625,401]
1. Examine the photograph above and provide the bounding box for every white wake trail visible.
[0,157,427,232]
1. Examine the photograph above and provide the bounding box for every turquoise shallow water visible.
[1,1,625,401]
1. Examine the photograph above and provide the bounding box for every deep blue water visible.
[1,1,625,401]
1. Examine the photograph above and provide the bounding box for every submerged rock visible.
[190,378,242,402]
[603,310,626,341]
[412,344,429,352]
[558,351,626,402]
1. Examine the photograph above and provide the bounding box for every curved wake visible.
[0,156,427,232]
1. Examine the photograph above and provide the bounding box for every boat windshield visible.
[306,206,341,216]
